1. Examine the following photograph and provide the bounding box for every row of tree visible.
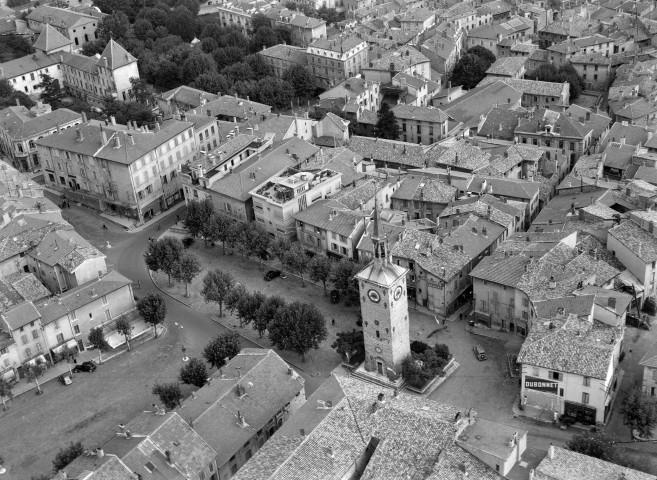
[183,199,367,299]
[144,237,202,297]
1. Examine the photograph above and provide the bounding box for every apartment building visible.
[319,76,380,112]
[399,8,435,33]
[0,105,82,172]
[259,44,308,78]
[570,53,612,92]
[274,9,326,47]
[394,103,447,145]
[251,167,343,239]
[36,118,195,221]
[307,35,368,89]
[157,86,218,116]
[639,341,657,397]
[519,313,623,425]
[478,77,570,109]
[26,5,100,49]
[0,52,62,96]
[391,174,456,218]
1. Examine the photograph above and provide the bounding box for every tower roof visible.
[356,260,407,287]
[32,24,72,54]
[96,39,137,70]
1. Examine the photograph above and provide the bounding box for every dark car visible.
[330,289,340,304]
[264,270,282,281]
[73,361,97,373]
[473,344,487,361]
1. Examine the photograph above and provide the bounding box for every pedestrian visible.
[102,224,107,230]
[332,318,335,326]
[157,223,161,231]
[459,313,463,321]
[176,214,180,224]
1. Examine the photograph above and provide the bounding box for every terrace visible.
[254,168,339,204]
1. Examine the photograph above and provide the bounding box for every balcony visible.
[254,169,339,205]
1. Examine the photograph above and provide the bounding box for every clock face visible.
[394,286,403,301]
[368,289,381,303]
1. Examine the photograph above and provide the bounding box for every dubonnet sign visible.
[524,376,559,394]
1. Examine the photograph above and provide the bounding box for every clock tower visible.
[355,197,410,384]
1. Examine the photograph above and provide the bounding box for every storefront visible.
[563,401,597,425]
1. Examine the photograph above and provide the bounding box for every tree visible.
[144,236,185,286]
[282,243,309,286]
[256,77,295,110]
[152,382,183,409]
[200,270,234,317]
[96,11,132,43]
[191,72,230,94]
[330,258,366,302]
[0,78,13,98]
[245,54,274,80]
[167,6,196,42]
[254,295,285,337]
[88,327,110,364]
[374,102,401,140]
[0,377,12,410]
[52,442,84,473]
[185,198,214,239]
[202,332,241,368]
[179,357,208,388]
[451,53,488,90]
[526,62,584,102]
[250,26,281,52]
[466,45,496,69]
[283,64,317,98]
[34,73,65,109]
[225,283,248,315]
[567,432,617,461]
[309,254,332,295]
[129,77,156,105]
[115,316,134,351]
[173,252,202,298]
[204,214,230,254]
[621,387,657,438]
[137,292,167,338]
[251,13,272,32]
[331,329,365,364]
[242,223,270,269]
[236,291,266,326]
[271,237,291,263]
[182,53,218,85]
[25,363,44,394]
[317,6,342,24]
[268,301,327,361]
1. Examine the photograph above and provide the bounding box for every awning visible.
[615,270,645,294]
[26,354,46,366]
[52,339,77,354]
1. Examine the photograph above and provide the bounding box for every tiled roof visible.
[259,44,307,64]
[201,95,271,120]
[534,446,656,480]
[518,314,622,379]
[478,77,568,98]
[2,301,40,330]
[468,175,540,200]
[609,97,657,120]
[96,40,137,70]
[0,51,59,79]
[368,47,429,70]
[486,56,528,77]
[26,5,96,28]
[608,219,657,262]
[36,120,193,166]
[32,24,72,52]
[564,104,611,140]
[400,7,435,22]
[392,175,456,204]
[0,214,73,262]
[547,40,581,54]
[599,122,649,149]
[440,214,505,258]
[6,272,49,302]
[470,251,530,286]
[391,228,471,280]
[515,108,589,138]
[570,52,612,65]
[183,349,304,468]
[421,35,457,60]
[541,14,597,37]
[533,295,595,319]
[347,136,426,168]
[0,106,81,140]
[428,139,491,171]
[31,230,104,271]
[391,104,449,123]
[293,200,363,237]
[478,107,529,140]
[442,80,523,126]
[310,34,365,52]
[159,85,218,108]
[303,146,365,186]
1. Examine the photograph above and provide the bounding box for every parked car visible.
[330,290,340,304]
[59,373,72,385]
[73,361,97,373]
[473,344,486,361]
[264,270,281,281]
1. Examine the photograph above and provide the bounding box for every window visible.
[231,465,238,475]
[102,295,108,306]
[54,320,59,329]
[21,334,28,345]
[105,310,111,321]
[25,347,31,357]
[32,330,39,340]
[74,325,80,334]
[582,392,589,404]
[36,343,42,352]
[522,298,529,307]
[551,371,561,381]
[532,367,539,376]
[56,333,64,343]
[583,376,591,387]
[376,330,380,338]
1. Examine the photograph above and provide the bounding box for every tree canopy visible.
[52,442,84,473]
[179,357,208,387]
[268,301,327,361]
[374,102,400,140]
[137,292,167,337]
[526,62,585,101]
[200,269,234,317]
[202,332,241,368]
[152,382,183,409]
[451,53,489,90]
[621,387,657,438]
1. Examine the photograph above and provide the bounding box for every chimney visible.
[300,428,305,436]
[110,116,116,126]
[15,98,20,107]
[113,135,121,149]
[81,111,87,123]
[129,135,135,145]
[237,411,247,427]
[100,130,108,145]
[548,444,555,460]
[76,127,84,142]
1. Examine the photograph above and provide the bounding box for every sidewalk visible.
[2,325,164,401]
[45,185,186,233]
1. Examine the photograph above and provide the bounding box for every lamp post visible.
[174,322,189,362]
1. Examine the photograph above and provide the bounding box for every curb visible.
[147,269,307,373]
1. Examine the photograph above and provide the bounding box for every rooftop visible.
[486,56,528,77]
[608,219,657,263]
